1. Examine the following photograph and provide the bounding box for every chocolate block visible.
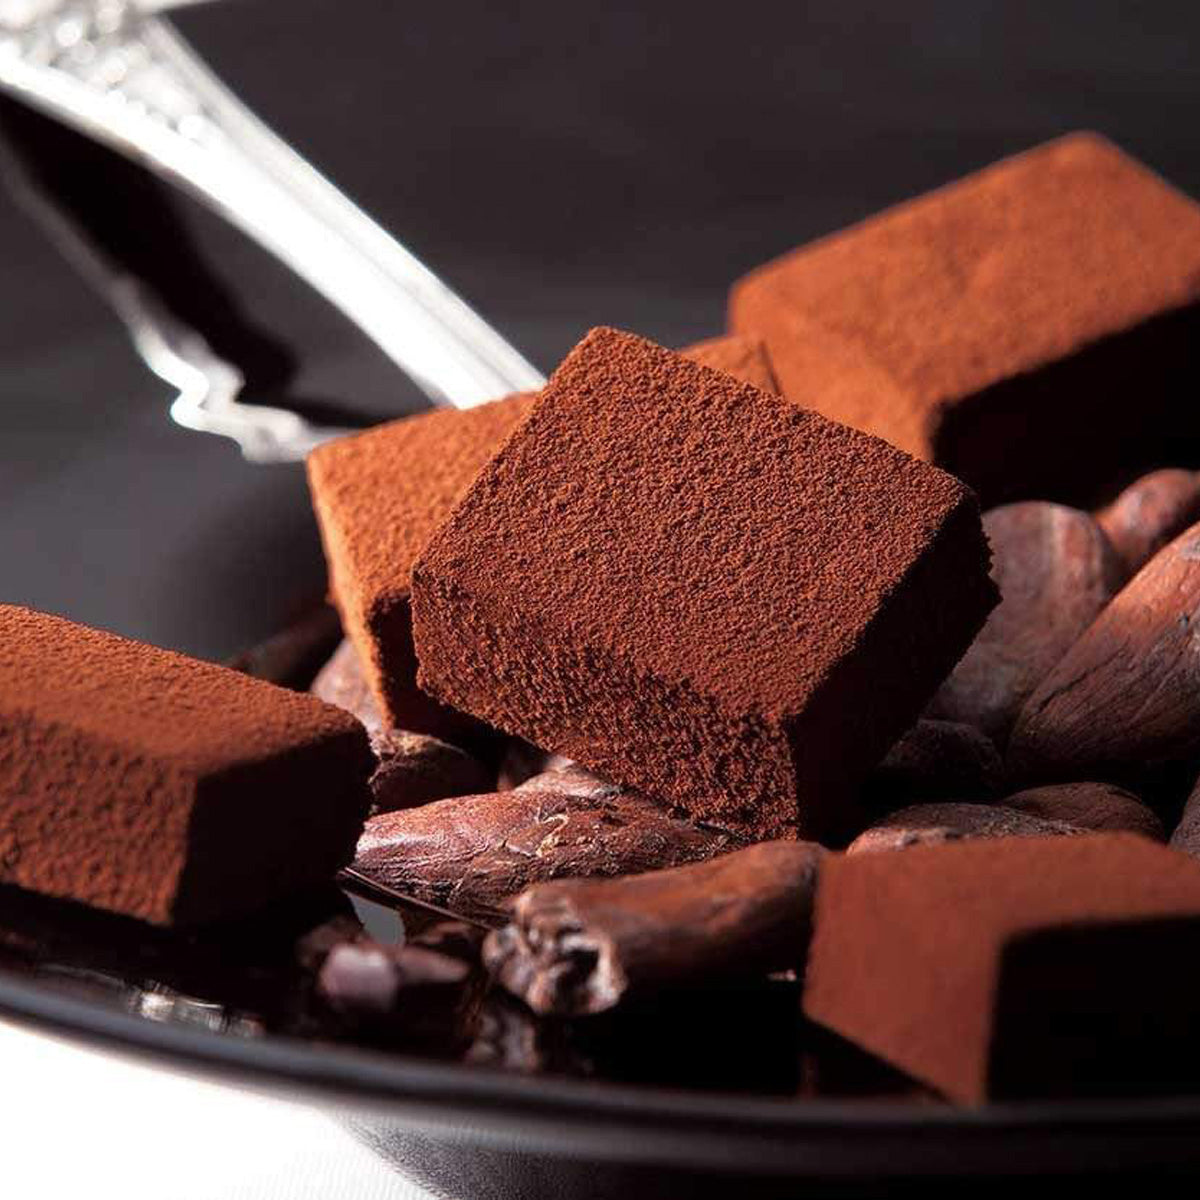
[730,134,1200,505]
[412,327,996,839]
[485,840,824,1016]
[928,502,1122,742]
[679,333,779,393]
[0,604,372,926]
[307,392,538,736]
[306,336,774,738]
[352,768,741,923]
[805,835,1200,1103]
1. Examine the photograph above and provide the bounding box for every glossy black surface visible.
[5,1,1200,1188]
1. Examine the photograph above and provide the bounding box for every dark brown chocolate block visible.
[804,835,1200,1103]
[411,327,996,839]
[352,768,741,923]
[305,336,776,739]
[730,133,1200,505]
[0,604,372,926]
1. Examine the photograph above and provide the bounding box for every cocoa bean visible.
[929,502,1121,743]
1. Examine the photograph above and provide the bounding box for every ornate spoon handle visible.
[0,1,546,412]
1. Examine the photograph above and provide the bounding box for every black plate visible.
[3,925,1200,1197]
[7,3,1200,1193]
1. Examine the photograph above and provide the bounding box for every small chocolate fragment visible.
[294,910,371,974]
[1009,521,1200,787]
[804,835,1200,1103]
[1096,468,1200,577]
[864,719,1003,809]
[312,639,491,813]
[352,770,741,924]
[928,502,1122,743]
[317,940,472,1010]
[413,327,996,840]
[484,840,825,1016]
[0,604,372,926]
[1170,775,1200,860]
[315,920,482,1046]
[846,803,1081,855]
[730,133,1200,506]
[1004,782,1164,840]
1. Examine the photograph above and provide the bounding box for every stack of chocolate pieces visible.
[7,131,1200,1107]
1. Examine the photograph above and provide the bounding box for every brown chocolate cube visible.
[306,338,776,736]
[411,327,996,840]
[804,835,1200,1103]
[0,604,372,926]
[307,392,538,735]
[730,134,1200,505]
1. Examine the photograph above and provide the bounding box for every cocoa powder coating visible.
[411,327,996,839]
[307,391,539,734]
[0,604,373,925]
[730,133,1200,505]
[928,502,1122,743]
[804,834,1200,1103]
[679,333,779,394]
[305,335,779,737]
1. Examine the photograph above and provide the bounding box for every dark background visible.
[1,0,1196,661]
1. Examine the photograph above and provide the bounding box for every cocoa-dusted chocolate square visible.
[730,133,1200,505]
[306,336,776,736]
[0,604,372,926]
[804,835,1200,1103]
[678,333,779,394]
[307,391,539,736]
[410,327,996,840]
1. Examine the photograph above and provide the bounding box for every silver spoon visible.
[0,0,547,460]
